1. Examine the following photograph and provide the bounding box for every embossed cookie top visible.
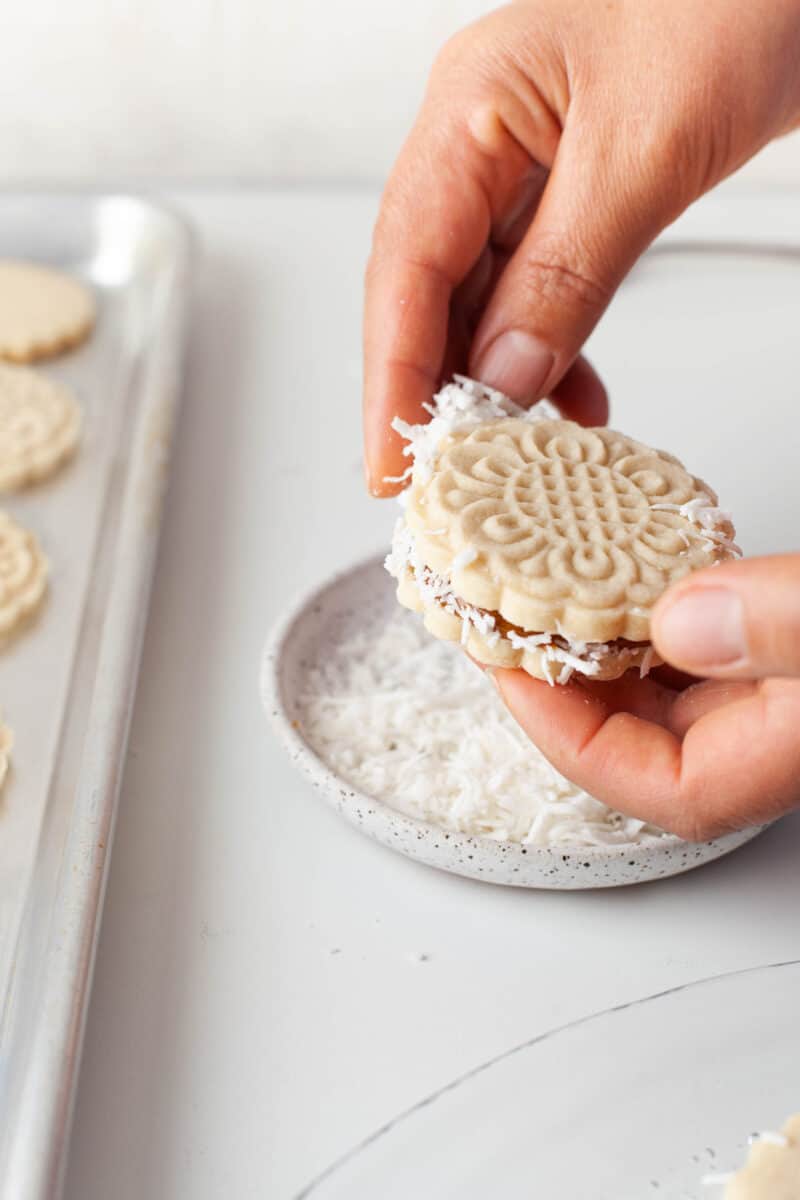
[405,418,737,642]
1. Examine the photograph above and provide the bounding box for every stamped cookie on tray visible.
[0,364,81,491]
[0,509,48,641]
[0,260,95,363]
[385,376,740,685]
[712,1113,800,1198]
[0,718,12,790]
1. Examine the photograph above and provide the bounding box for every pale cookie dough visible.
[0,260,95,362]
[0,510,48,639]
[725,1113,800,1198]
[0,720,12,790]
[0,364,81,490]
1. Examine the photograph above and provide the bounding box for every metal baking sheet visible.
[0,195,190,1200]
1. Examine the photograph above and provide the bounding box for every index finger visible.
[494,669,800,841]
[363,130,492,495]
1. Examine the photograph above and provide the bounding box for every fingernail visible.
[656,588,746,666]
[476,330,554,401]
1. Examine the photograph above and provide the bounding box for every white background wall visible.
[0,0,798,186]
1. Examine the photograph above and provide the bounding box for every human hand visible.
[363,0,800,494]
[491,556,800,840]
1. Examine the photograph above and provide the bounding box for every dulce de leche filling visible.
[386,519,656,684]
[417,566,647,662]
[414,563,652,682]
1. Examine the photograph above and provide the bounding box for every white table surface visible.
[62,185,800,1200]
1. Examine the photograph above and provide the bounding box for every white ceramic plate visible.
[262,556,763,889]
[298,958,800,1199]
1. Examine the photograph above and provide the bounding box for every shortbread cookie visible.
[385,377,740,685]
[0,510,48,638]
[0,364,81,490]
[0,261,95,362]
[724,1113,800,1198]
[0,720,12,790]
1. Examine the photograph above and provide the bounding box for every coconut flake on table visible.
[296,606,667,848]
[748,1131,789,1148]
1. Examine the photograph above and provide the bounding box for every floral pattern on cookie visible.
[0,364,81,491]
[0,510,48,639]
[407,418,737,642]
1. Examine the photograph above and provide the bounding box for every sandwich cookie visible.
[385,377,740,685]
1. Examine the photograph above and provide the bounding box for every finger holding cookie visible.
[363,0,800,495]
[493,639,800,843]
[652,555,800,681]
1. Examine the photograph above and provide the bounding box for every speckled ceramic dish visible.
[261,555,765,890]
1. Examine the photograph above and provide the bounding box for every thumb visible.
[469,123,682,402]
[651,555,800,680]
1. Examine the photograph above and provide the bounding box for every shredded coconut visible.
[452,543,479,571]
[749,1131,789,1148]
[382,465,413,484]
[296,607,667,847]
[506,630,552,650]
[387,519,640,685]
[385,519,502,648]
[508,630,607,685]
[639,646,656,679]
[389,374,558,486]
[700,1131,791,1191]
[651,498,741,558]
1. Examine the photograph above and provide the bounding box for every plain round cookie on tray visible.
[0,364,81,491]
[0,510,48,639]
[0,260,95,363]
